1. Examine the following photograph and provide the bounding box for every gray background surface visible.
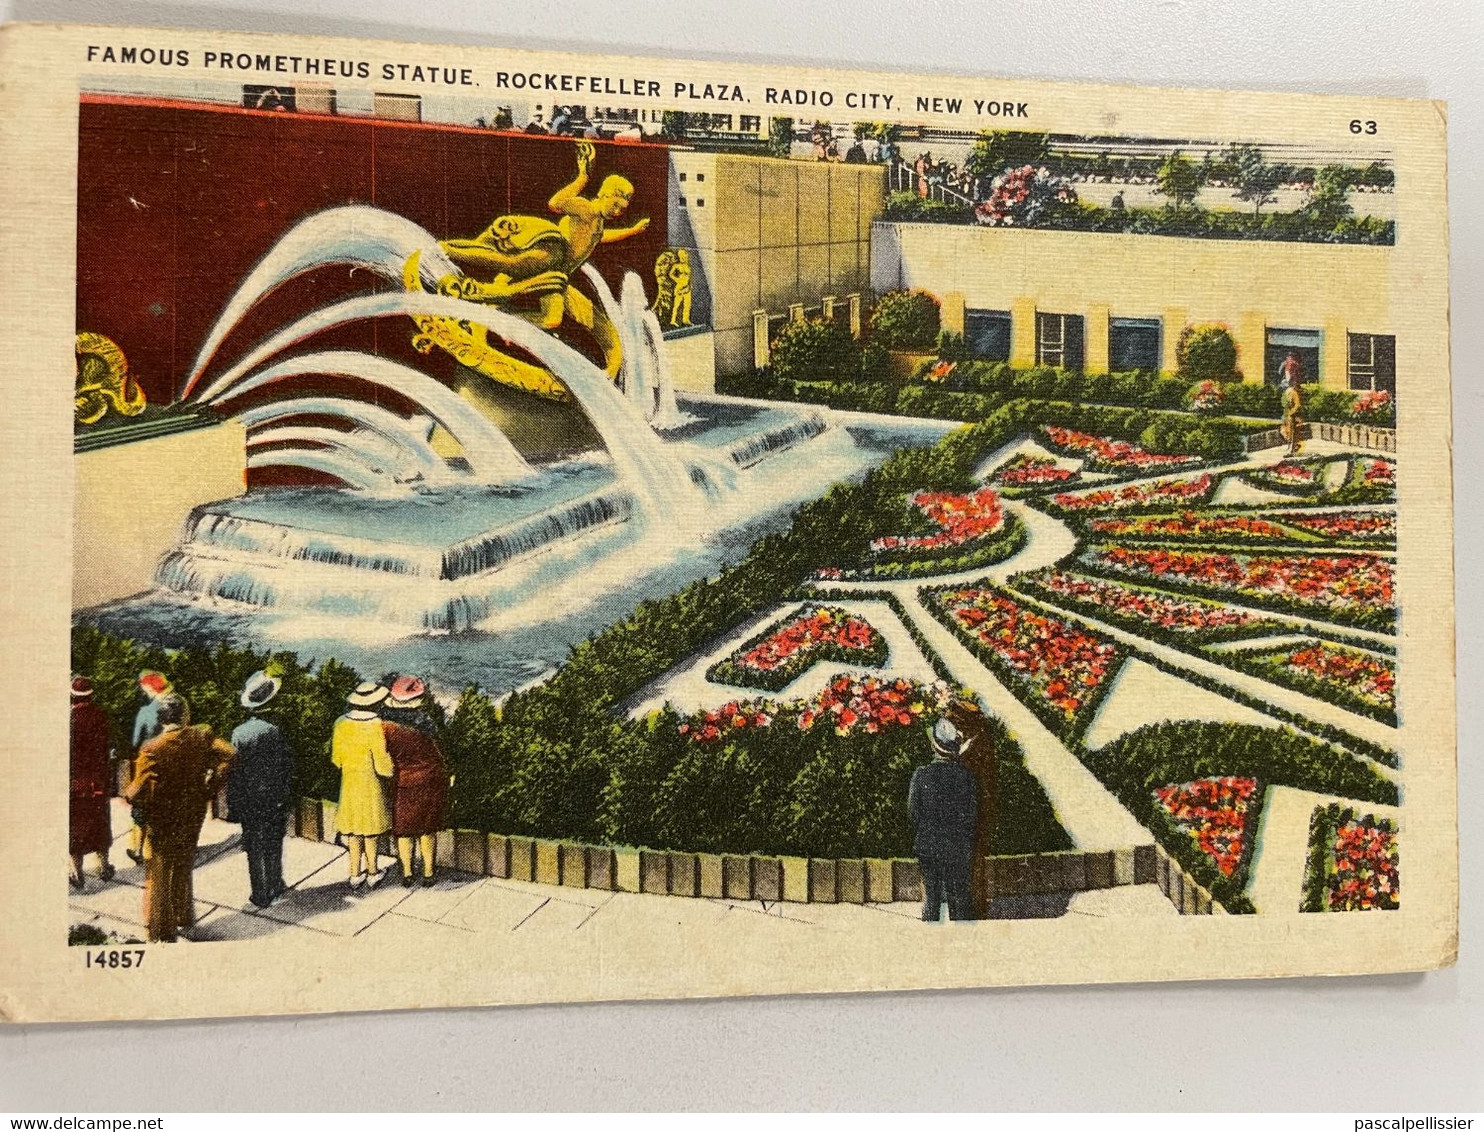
[1,0,1478,1112]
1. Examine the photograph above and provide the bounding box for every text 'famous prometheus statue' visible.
[403,140,650,401]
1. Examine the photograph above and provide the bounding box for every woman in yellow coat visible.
[332,682,393,889]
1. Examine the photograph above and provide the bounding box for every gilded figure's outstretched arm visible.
[600,217,651,243]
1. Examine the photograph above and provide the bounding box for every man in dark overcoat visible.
[908,717,979,922]
[228,670,295,908]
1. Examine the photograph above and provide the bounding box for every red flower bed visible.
[1279,641,1396,711]
[1152,776,1259,877]
[1052,474,1214,513]
[1364,459,1395,486]
[736,606,880,675]
[1305,806,1399,912]
[935,588,1117,720]
[1276,511,1395,541]
[1267,462,1316,485]
[1025,569,1274,634]
[992,455,1076,487]
[1089,512,1291,541]
[678,674,951,743]
[1042,425,1201,471]
[871,487,1005,555]
[1089,547,1395,619]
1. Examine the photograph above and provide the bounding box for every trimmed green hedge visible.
[1086,721,1399,912]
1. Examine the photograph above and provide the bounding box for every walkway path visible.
[895,593,1153,852]
[67,801,1172,944]
[1244,786,1400,914]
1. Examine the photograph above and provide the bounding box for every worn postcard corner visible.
[0,22,1456,1023]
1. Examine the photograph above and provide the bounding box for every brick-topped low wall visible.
[285,798,1218,912]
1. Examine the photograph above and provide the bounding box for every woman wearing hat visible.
[69,676,117,891]
[228,669,295,908]
[381,676,450,888]
[332,682,394,889]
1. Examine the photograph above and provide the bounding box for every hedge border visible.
[704,603,890,693]
[1299,802,1401,914]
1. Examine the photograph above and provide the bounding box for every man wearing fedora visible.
[909,717,980,922]
[124,693,235,942]
[228,670,296,908]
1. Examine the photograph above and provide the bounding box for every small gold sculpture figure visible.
[75,332,146,425]
[651,249,677,324]
[668,248,693,329]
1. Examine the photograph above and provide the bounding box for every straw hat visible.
[346,681,388,709]
[929,717,963,758]
[240,669,282,710]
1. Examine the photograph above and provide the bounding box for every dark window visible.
[678,196,687,207]
[1265,327,1322,386]
[696,173,705,182]
[1110,317,1161,372]
[695,198,705,207]
[964,310,1012,362]
[1348,333,1396,395]
[1037,312,1085,371]
[678,172,687,181]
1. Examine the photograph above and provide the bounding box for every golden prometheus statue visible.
[404,140,650,402]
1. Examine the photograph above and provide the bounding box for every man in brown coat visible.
[123,694,235,942]
[945,698,997,919]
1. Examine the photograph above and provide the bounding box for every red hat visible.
[138,670,171,696]
[388,675,426,708]
[71,676,93,700]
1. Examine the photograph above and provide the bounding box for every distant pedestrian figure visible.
[228,670,295,908]
[945,698,997,919]
[909,718,978,922]
[332,682,393,890]
[1280,353,1306,455]
[69,676,116,891]
[382,676,450,888]
[124,694,235,942]
[127,670,172,864]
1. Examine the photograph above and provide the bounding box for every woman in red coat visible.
[382,676,450,888]
[69,677,117,891]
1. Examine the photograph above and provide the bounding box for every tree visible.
[1154,150,1201,212]
[1175,323,1241,383]
[965,131,1051,179]
[1225,143,1282,216]
[1303,164,1356,230]
[767,116,794,159]
[869,290,941,351]
[769,317,861,383]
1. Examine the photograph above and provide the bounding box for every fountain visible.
[84,204,957,688]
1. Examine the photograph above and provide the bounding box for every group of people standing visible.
[68,667,450,943]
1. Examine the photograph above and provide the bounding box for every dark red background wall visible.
[76,95,672,408]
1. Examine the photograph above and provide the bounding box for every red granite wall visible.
[76,95,672,408]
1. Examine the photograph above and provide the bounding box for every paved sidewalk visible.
[69,801,1175,945]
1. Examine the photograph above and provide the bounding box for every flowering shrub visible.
[973,164,1078,227]
[707,605,889,691]
[1250,640,1396,717]
[1186,380,1225,415]
[1276,511,1395,542]
[1020,569,1279,636]
[1041,425,1201,471]
[1353,389,1393,423]
[1302,804,1399,912]
[1087,546,1395,628]
[678,674,953,743]
[1050,473,1215,513]
[1089,512,1292,542]
[991,454,1077,488]
[1245,457,1327,495]
[1152,776,1260,878]
[924,359,958,383]
[929,587,1119,732]
[870,488,1006,556]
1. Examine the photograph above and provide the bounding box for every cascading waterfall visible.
[142,204,854,631]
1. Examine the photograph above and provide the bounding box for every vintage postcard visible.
[0,24,1456,1023]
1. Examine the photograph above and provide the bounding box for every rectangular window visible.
[678,172,687,181]
[372,92,422,122]
[1265,327,1322,386]
[1348,333,1396,395]
[964,309,1012,362]
[1110,317,1162,372]
[741,115,762,133]
[243,84,297,112]
[695,198,705,207]
[1036,312,1085,371]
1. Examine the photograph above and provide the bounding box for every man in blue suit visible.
[909,717,979,922]
[228,670,295,908]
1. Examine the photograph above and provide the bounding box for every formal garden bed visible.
[1040,473,1217,515]
[1079,545,1396,633]
[1040,425,1204,473]
[1083,722,1399,912]
[1151,775,1265,894]
[1242,456,1332,496]
[705,604,889,692]
[1214,639,1397,726]
[1300,803,1400,912]
[922,583,1123,740]
[1072,506,1395,550]
[1271,509,1395,544]
[989,453,1081,492]
[1327,457,1396,506]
